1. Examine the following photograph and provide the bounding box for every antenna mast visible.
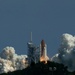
[30,32,32,42]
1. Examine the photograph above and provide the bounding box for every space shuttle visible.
[40,40,49,63]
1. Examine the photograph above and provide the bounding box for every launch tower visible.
[27,32,40,65]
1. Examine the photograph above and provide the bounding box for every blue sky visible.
[0,0,75,57]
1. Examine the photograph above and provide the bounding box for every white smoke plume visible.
[0,46,28,73]
[52,33,75,72]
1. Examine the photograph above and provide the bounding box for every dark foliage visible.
[0,61,68,75]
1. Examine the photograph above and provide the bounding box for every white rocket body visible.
[40,40,49,63]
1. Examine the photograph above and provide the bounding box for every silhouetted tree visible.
[0,61,69,75]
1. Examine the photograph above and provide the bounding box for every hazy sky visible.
[0,0,75,57]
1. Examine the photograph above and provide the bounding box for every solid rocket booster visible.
[40,40,49,63]
[40,40,47,57]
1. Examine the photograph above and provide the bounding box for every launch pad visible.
[27,33,49,65]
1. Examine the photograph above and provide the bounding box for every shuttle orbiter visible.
[40,40,49,63]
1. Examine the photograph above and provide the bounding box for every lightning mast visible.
[30,32,32,42]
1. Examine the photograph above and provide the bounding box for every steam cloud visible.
[52,33,75,72]
[0,46,28,73]
[0,33,75,73]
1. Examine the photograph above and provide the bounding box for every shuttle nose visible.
[41,40,45,47]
